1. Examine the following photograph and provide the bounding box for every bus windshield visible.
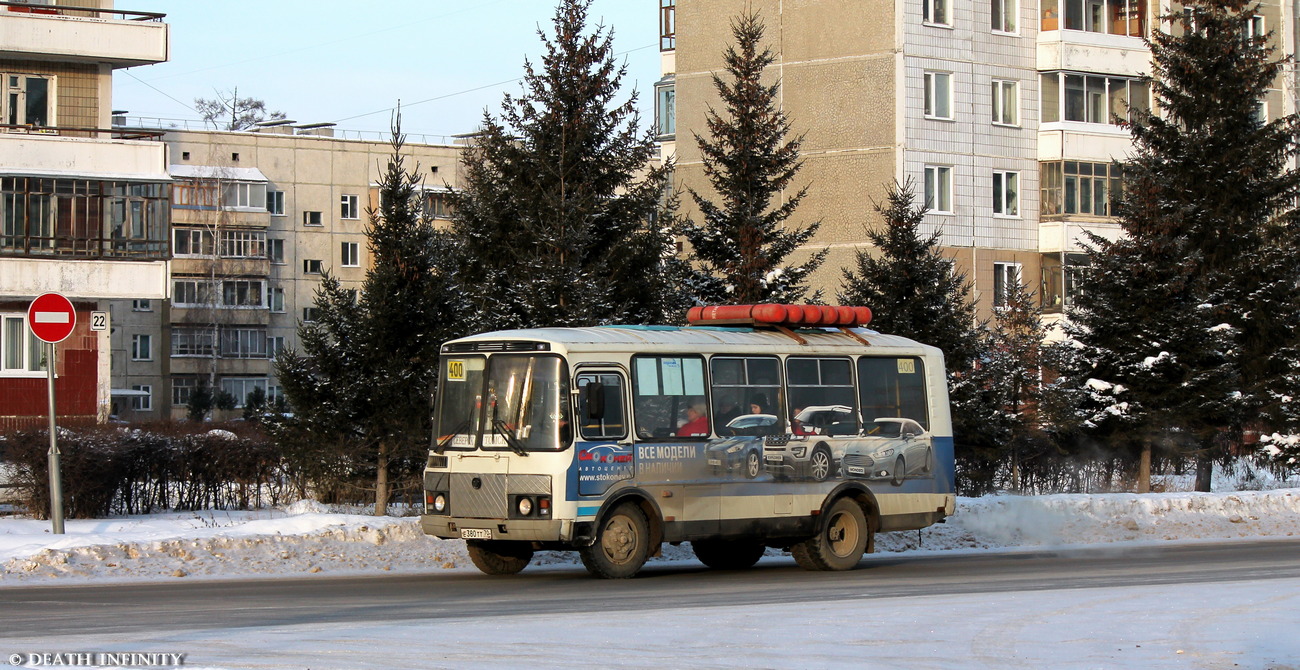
[435,354,571,452]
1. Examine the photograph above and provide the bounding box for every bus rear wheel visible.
[466,540,534,575]
[791,497,869,571]
[692,539,765,570]
[580,502,651,579]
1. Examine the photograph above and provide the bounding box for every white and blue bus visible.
[420,305,955,578]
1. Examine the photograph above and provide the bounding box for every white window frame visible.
[924,71,953,120]
[923,165,953,214]
[303,211,323,227]
[221,377,269,408]
[270,287,286,313]
[131,384,152,411]
[223,181,266,211]
[268,336,287,358]
[303,259,323,275]
[1,73,53,127]
[340,194,359,220]
[131,299,152,312]
[993,170,1020,217]
[992,0,1018,33]
[993,262,1023,308]
[1,313,45,376]
[654,78,676,138]
[131,333,153,361]
[267,190,285,216]
[992,80,1019,126]
[172,377,195,407]
[341,241,360,267]
[302,307,320,323]
[923,0,951,26]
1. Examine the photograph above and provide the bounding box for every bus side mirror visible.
[582,381,605,420]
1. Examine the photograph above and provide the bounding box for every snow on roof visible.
[168,165,268,182]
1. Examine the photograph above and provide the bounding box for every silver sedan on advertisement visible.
[840,418,933,485]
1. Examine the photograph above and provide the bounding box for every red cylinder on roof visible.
[685,304,873,328]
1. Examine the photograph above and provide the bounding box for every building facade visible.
[658,0,1295,325]
[1,0,171,429]
[107,126,462,420]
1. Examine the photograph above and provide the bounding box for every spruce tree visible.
[677,11,825,305]
[449,0,684,330]
[1057,0,1300,491]
[837,180,993,494]
[274,123,462,514]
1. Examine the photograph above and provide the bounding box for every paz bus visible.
[420,304,955,578]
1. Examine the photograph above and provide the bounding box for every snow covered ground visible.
[3,486,1299,669]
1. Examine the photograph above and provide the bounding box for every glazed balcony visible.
[0,1,168,67]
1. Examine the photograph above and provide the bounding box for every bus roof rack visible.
[685,304,873,346]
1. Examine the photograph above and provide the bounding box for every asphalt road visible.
[3,539,1298,639]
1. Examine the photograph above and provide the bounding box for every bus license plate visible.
[460,528,492,540]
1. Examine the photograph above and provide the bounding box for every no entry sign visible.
[27,293,77,344]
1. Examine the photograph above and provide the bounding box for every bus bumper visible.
[420,515,571,543]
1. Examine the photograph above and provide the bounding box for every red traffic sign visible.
[28,293,77,344]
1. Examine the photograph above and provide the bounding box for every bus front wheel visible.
[580,502,651,579]
[791,497,869,571]
[466,540,534,575]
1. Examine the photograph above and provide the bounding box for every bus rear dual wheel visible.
[791,497,871,571]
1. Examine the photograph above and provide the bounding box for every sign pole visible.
[46,341,64,534]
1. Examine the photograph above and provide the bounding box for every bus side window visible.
[857,356,930,429]
[710,356,783,436]
[577,373,627,441]
[787,357,858,436]
[632,355,708,440]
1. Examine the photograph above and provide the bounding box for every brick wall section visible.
[0,307,100,432]
[0,58,100,129]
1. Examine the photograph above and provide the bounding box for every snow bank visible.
[2,490,1298,585]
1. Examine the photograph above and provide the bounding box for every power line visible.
[329,42,657,125]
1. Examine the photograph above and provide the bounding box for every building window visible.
[924,71,953,120]
[171,328,216,357]
[224,181,266,210]
[222,280,264,308]
[173,228,215,256]
[173,279,213,307]
[221,377,269,408]
[220,328,267,359]
[303,211,322,227]
[1040,161,1122,217]
[992,0,1018,32]
[131,334,153,361]
[1243,14,1264,42]
[303,307,320,323]
[340,194,359,220]
[267,190,285,216]
[341,242,360,267]
[131,385,152,412]
[660,0,675,50]
[923,0,950,25]
[303,259,323,274]
[923,165,953,214]
[268,336,286,358]
[993,262,1023,308]
[1,314,45,374]
[219,230,266,258]
[1040,72,1149,125]
[131,299,152,312]
[421,192,454,220]
[1049,0,1145,36]
[270,287,285,313]
[2,177,170,259]
[992,80,1019,126]
[993,171,1019,217]
[655,78,676,138]
[172,377,195,407]
[269,238,285,264]
[1,74,52,127]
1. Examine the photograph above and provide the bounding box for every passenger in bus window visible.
[677,402,710,437]
[749,393,768,415]
[790,407,815,436]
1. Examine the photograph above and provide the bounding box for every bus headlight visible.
[517,496,534,516]
[427,492,447,514]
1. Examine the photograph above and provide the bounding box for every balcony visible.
[0,256,169,299]
[0,1,168,67]
[0,127,169,180]
[1038,28,1149,78]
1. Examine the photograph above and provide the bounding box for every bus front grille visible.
[449,473,551,518]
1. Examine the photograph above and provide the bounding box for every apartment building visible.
[108,126,461,420]
[658,0,1294,324]
[0,0,170,429]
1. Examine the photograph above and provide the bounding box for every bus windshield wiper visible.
[492,419,530,457]
[434,419,471,454]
